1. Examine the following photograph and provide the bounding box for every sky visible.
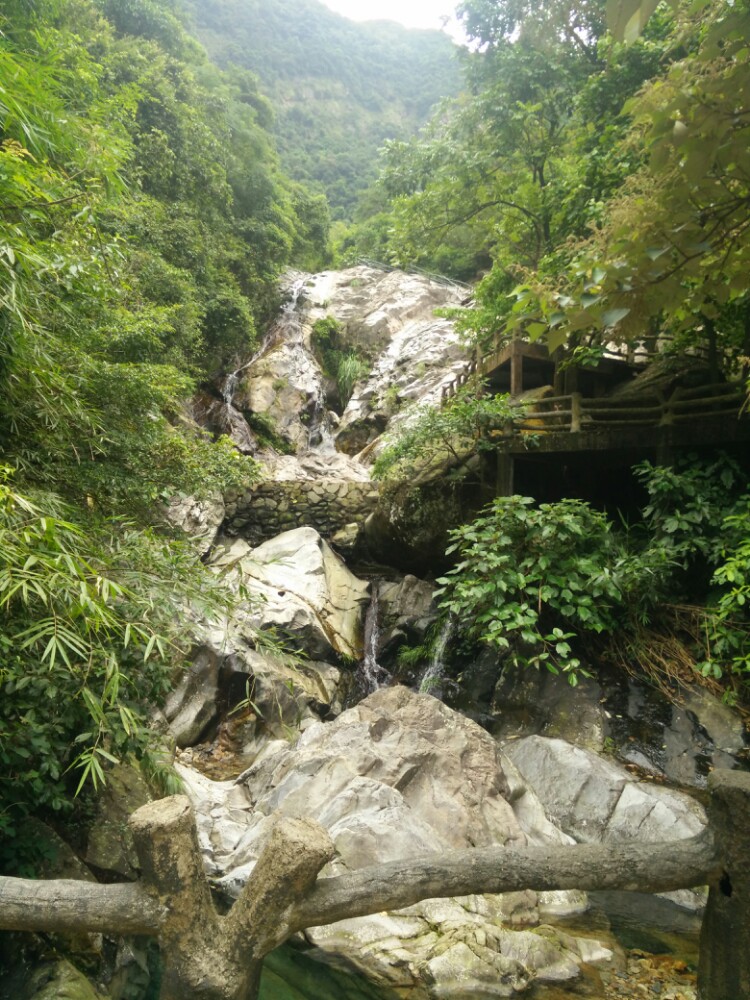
[319,0,464,38]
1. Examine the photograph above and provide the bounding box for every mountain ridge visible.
[182,0,463,218]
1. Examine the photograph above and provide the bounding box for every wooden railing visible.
[442,376,746,432]
[441,337,547,402]
[509,383,746,435]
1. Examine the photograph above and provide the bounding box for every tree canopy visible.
[351,0,750,371]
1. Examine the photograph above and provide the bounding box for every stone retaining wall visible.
[223,480,379,545]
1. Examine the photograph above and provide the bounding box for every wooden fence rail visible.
[502,383,746,435]
[0,770,749,998]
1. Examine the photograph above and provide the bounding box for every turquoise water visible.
[261,946,402,1000]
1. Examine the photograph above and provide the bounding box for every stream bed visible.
[261,893,701,1000]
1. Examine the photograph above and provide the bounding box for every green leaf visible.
[607,0,661,43]
[602,308,630,327]
[527,322,547,340]
[546,328,569,353]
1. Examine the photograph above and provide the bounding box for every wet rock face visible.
[192,265,470,466]
[479,663,749,788]
[163,493,225,556]
[503,735,706,845]
[178,685,706,997]
[301,267,464,358]
[84,762,153,880]
[233,341,323,453]
[375,574,437,662]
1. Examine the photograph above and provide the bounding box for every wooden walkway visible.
[440,332,748,455]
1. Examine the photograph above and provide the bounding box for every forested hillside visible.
[0,0,329,864]
[182,0,463,218]
[355,0,750,355]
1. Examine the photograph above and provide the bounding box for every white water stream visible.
[359,588,388,695]
[418,616,454,694]
[219,275,339,458]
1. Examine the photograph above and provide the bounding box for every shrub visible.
[436,496,622,683]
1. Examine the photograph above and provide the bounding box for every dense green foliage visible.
[311,316,370,408]
[359,0,750,706]
[435,455,750,694]
[0,472,225,871]
[348,0,660,280]
[0,0,328,508]
[505,0,750,358]
[373,382,519,479]
[0,0,330,861]
[436,496,620,682]
[182,0,462,220]
[349,0,750,372]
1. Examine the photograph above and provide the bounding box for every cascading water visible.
[357,588,388,697]
[308,396,336,453]
[204,277,314,452]
[419,616,455,695]
[224,276,308,402]
[229,275,335,456]
[222,371,239,406]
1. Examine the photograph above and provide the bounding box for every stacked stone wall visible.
[224,480,379,545]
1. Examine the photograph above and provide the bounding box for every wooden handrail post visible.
[510,339,524,397]
[698,769,750,1000]
[570,392,582,433]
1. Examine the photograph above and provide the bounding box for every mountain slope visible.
[182,0,463,218]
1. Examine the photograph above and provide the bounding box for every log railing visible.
[1,770,749,999]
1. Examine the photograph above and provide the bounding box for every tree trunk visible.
[128,797,336,1000]
[698,769,750,1000]
[0,784,741,1000]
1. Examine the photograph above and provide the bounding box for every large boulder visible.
[178,687,619,997]
[23,961,106,1000]
[209,526,369,661]
[503,735,706,844]
[163,492,225,556]
[375,574,438,660]
[300,266,464,357]
[173,648,343,776]
[163,527,364,758]
[84,761,153,879]
[335,312,468,458]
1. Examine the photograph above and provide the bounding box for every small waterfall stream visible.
[221,277,308,408]
[213,275,338,458]
[222,371,239,405]
[356,588,388,697]
[418,616,454,695]
[307,395,336,453]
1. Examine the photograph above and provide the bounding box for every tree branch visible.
[0,878,163,935]
[288,828,720,932]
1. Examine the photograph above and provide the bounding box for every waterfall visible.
[236,276,307,379]
[419,617,455,695]
[204,277,308,448]
[260,276,306,350]
[308,396,336,454]
[222,371,239,406]
[358,589,387,697]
